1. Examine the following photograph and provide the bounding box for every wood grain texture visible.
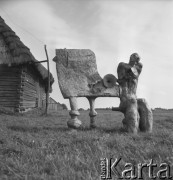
[115,53,153,133]
[53,49,119,98]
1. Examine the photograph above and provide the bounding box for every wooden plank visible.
[24,80,36,88]
[20,100,36,104]
[0,69,20,73]
[0,104,17,107]
[21,86,36,92]
[0,93,20,97]
[0,102,18,106]
[0,65,21,109]
[21,105,36,108]
[22,88,37,94]
[0,86,20,90]
[0,102,18,104]
[22,89,37,95]
[0,89,20,92]
[0,80,20,85]
[24,75,36,85]
[21,95,37,100]
[0,69,21,73]
[20,102,36,108]
[22,86,37,92]
[24,72,35,80]
[22,81,36,89]
[0,73,20,76]
[20,96,37,101]
[22,102,36,105]
[0,76,20,79]
[0,98,18,101]
[0,100,18,102]
[22,91,37,97]
[0,82,20,85]
[0,72,20,77]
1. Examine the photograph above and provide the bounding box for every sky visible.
[0,0,173,109]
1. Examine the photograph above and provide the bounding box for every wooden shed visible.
[0,16,54,112]
[42,97,63,111]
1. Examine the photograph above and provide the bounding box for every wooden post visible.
[44,45,50,115]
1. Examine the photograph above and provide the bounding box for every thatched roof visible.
[0,16,54,86]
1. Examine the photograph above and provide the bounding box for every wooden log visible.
[21,92,37,98]
[0,104,17,107]
[0,90,20,93]
[22,82,36,90]
[20,96,37,101]
[0,69,20,73]
[0,98,18,101]
[0,93,20,97]
[0,81,19,85]
[21,86,36,93]
[0,65,22,109]
[23,81,36,88]
[21,91,37,97]
[20,103,36,107]
[0,86,20,90]
[0,102,18,106]
[20,104,36,107]
[24,76,36,85]
[0,76,20,80]
[22,88,37,94]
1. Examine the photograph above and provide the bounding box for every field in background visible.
[0,109,173,179]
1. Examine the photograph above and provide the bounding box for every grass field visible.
[0,108,173,180]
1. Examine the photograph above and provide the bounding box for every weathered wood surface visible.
[0,65,44,111]
[113,53,153,133]
[0,65,43,111]
[53,49,119,98]
[0,22,51,112]
[0,65,21,108]
[19,65,46,110]
[42,97,63,111]
[19,67,37,110]
[53,49,120,129]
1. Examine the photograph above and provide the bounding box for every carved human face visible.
[129,53,140,66]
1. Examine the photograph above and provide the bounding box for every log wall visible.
[0,34,47,112]
[20,67,37,110]
[0,34,21,111]
[19,65,46,111]
[0,65,47,112]
[0,65,21,111]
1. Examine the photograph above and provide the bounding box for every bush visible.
[61,103,68,110]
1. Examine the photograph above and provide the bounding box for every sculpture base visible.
[67,119,82,129]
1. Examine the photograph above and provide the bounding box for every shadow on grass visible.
[42,126,69,132]
[71,125,126,134]
[97,126,126,134]
[7,125,70,133]
[8,126,41,133]
[7,124,125,134]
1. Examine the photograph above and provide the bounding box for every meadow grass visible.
[0,109,173,179]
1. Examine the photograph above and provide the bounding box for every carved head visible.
[129,53,140,66]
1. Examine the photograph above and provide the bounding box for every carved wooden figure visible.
[112,53,153,133]
[53,49,153,133]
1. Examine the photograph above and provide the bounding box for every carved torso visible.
[117,62,143,100]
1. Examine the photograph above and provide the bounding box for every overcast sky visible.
[0,0,173,109]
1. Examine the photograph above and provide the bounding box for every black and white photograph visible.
[0,0,173,179]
